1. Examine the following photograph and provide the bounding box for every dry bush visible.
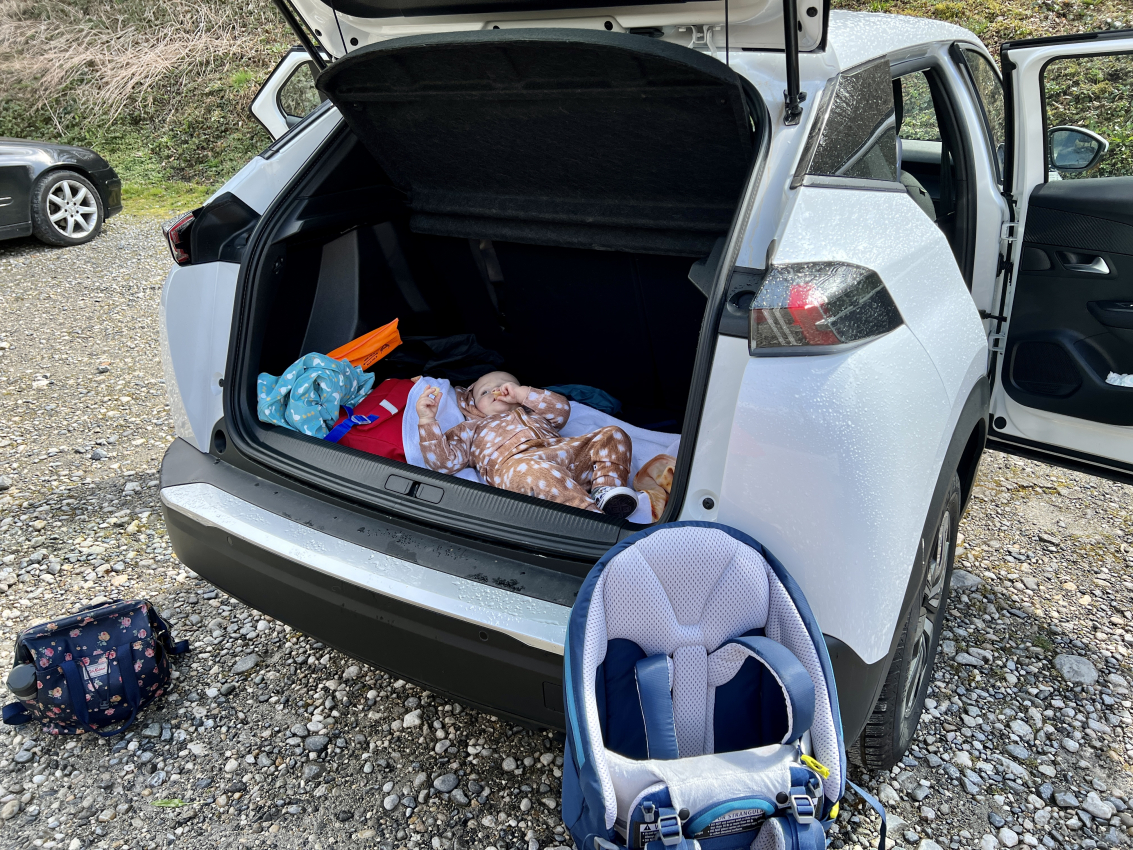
[0,0,282,130]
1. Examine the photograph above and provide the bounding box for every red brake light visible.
[750,263,903,354]
[162,211,195,266]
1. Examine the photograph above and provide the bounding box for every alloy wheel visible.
[47,180,99,239]
[901,510,951,717]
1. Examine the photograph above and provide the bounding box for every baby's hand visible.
[494,382,531,405]
[416,386,441,422]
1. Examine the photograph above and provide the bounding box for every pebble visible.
[1053,653,1098,685]
[305,735,330,753]
[231,653,260,675]
[383,794,400,811]
[998,826,1020,847]
[433,773,459,793]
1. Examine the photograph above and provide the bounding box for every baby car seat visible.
[562,522,849,850]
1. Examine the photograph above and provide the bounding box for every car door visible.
[250,47,327,141]
[0,146,33,234]
[990,30,1133,478]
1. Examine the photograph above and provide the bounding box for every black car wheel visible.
[30,170,104,247]
[854,472,961,770]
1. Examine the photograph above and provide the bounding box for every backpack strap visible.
[61,642,144,738]
[2,702,32,726]
[726,636,815,744]
[150,609,189,656]
[634,655,679,760]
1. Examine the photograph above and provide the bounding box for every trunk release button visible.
[385,475,413,495]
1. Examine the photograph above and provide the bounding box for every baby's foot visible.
[591,486,638,519]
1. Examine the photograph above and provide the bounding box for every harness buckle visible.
[789,793,816,824]
[349,414,376,426]
[657,810,683,846]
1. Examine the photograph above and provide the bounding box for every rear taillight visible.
[162,211,195,266]
[750,262,903,355]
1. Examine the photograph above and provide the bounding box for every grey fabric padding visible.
[578,526,842,830]
[316,29,758,255]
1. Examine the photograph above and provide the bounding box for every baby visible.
[416,371,639,516]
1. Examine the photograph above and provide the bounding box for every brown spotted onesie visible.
[418,387,632,512]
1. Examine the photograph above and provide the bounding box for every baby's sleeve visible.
[524,388,571,429]
[418,421,473,474]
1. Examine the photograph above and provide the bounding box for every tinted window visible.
[796,58,899,185]
[957,47,1005,181]
[1043,52,1133,179]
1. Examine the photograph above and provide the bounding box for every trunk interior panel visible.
[228,31,763,558]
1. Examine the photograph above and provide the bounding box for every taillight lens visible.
[749,262,903,354]
[162,211,195,266]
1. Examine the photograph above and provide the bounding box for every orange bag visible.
[327,319,402,369]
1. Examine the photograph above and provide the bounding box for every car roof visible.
[824,10,985,70]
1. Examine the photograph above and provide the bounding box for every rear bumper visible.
[159,438,575,728]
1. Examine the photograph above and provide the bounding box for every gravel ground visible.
[1,217,1132,850]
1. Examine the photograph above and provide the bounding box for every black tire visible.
[854,472,961,770]
[30,169,104,247]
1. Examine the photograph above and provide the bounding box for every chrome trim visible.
[160,482,569,654]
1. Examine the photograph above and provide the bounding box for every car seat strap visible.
[324,402,398,443]
[726,636,816,743]
[635,655,679,760]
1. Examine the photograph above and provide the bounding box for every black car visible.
[0,138,122,247]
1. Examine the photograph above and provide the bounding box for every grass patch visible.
[121,182,213,218]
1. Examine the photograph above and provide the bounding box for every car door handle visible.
[1057,252,1110,274]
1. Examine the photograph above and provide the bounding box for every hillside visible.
[0,0,1127,213]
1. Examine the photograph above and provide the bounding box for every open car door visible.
[989,29,1133,480]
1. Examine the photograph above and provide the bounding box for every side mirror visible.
[1048,125,1109,173]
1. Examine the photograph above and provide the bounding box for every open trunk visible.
[227,30,765,560]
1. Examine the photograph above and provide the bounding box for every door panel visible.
[1003,176,1133,424]
[992,31,1133,473]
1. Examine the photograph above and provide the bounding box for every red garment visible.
[331,378,414,462]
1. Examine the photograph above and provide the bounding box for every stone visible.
[1004,744,1031,760]
[232,654,261,675]
[301,763,325,782]
[1054,792,1080,809]
[998,827,1020,847]
[434,773,459,793]
[952,570,983,591]
[224,758,240,774]
[915,840,943,850]
[989,812,1006,829]
[911,785,932,802]
[13,749,33,764]
[502,756,518,772]
[290,723,309,738]
[0,800,19,820]
[402,709,422,728]
[383,794,399,812]
[956,652,985,666]
[1061,738,1080,752]
[878,784,900,806]
[141,721,162,737]
[1008,719,1034,740]
[1054,654,1098,686]
[1083,791,1115,821]
[451,789,469,806]
[305,735,330,753]
[979,835,998,850]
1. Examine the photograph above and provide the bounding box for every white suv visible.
[157,0,1133,768]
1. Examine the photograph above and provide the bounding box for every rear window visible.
[793,57,899,187]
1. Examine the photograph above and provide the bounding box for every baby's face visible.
[471,371,519,416]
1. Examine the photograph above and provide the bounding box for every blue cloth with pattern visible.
[257,353,375,439]
[2,599,188,736]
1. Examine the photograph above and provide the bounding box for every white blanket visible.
[402,378,680,524]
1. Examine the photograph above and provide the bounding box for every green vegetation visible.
[0,0,1127,208]
[0,0,290,206]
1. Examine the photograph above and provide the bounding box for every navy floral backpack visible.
[3,598,188,736]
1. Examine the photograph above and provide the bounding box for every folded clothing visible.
[327,378,415,462]
[403,378,680,523]
[546,384,621,415]
[258,354,375,438]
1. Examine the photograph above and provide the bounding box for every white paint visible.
[160,262,239,452]
[251,49,318,141]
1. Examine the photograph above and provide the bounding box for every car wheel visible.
[854,472,961,770]
[30,170,104,247]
